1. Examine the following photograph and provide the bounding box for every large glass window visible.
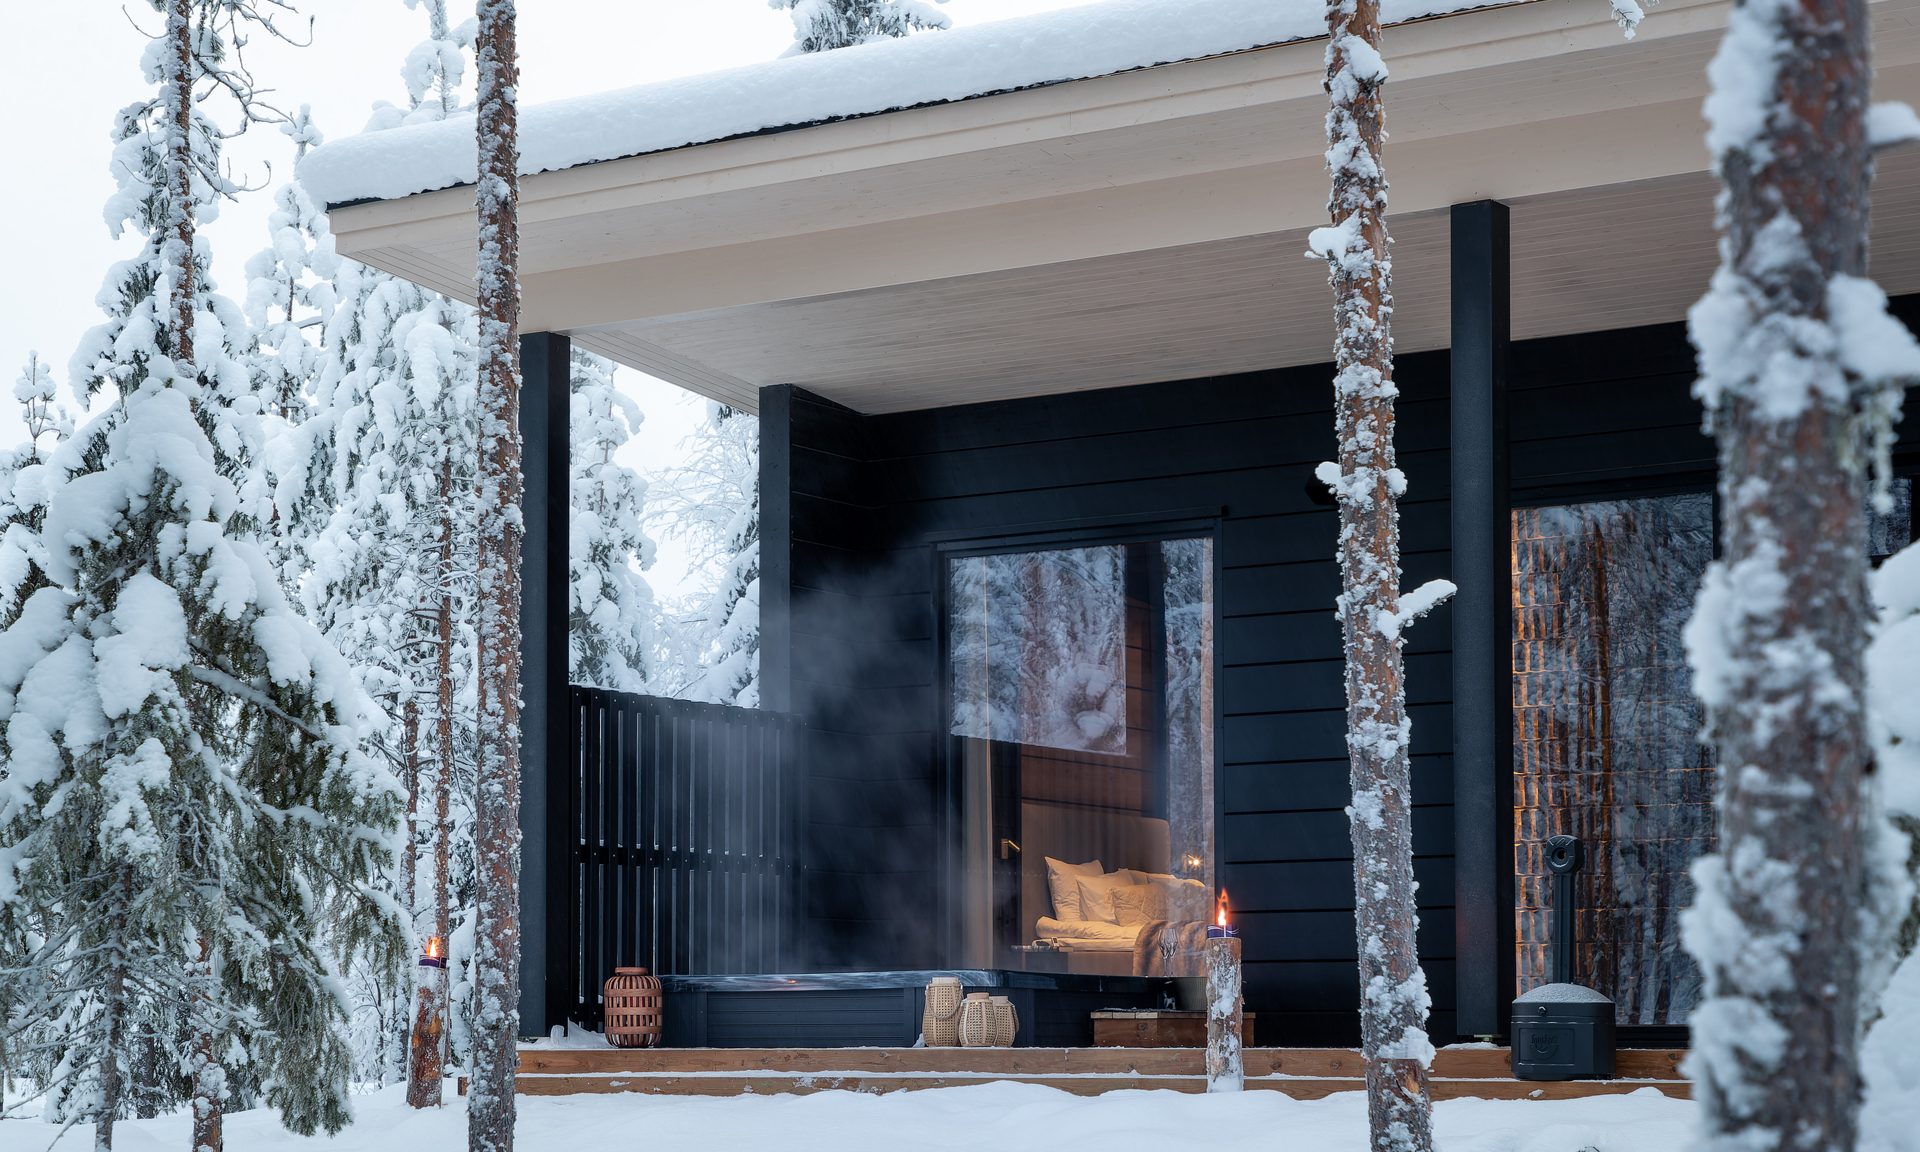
[949,537,1214,972]
[1511,482,1913,1025]
[1512,494,1716,1025]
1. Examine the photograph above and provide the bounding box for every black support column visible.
[1449,201,1513,1040]
[519,331,572,1038]
[758,384,794,715]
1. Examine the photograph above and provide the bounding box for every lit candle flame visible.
[424,935,445,962]
[1216,890,1230,929]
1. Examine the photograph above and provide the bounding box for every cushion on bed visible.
[1128,871,1211,922]
[1075,873,1145,924]
[1109,882,1168,926]
[1045,857,1105,921]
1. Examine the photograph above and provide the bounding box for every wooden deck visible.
[463,1046,1689,1100]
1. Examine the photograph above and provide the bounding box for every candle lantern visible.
[1205,890,1244,1092]
[419,935,446,969]
[604,967,665,1049]
[1207,889,1238,939]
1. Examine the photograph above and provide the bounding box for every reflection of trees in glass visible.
[1162,538,1216,890]
[1868,477,1913,561]
[1512,494,1715,1025]
[949,546,1127,754]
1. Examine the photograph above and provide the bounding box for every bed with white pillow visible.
[1031,848,1210,974]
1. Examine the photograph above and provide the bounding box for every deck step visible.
[455,1047,1689,1100]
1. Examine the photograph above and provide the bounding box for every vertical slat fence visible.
[565,687,804,1029]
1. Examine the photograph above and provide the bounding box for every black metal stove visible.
[1510,835,1617,1080]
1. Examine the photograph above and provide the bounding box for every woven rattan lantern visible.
[603,967,664,1049]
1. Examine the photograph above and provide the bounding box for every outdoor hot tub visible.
[654,969,1171,1047]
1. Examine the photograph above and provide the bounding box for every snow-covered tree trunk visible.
[1681,0,1917,1147]
[1308,0,1442,1148]
[164,6,228,1147]
[468,1,523,1149]
[164,0,195,368]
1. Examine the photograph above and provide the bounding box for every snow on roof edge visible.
[301,0,1531,209]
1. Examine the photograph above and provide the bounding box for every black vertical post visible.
[519,330,572,1038]
[758,384,794,715]
[1450,200,1513,1040]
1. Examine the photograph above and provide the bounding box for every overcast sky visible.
[0,0,1085,597]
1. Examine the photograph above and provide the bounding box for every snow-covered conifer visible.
[767,0,949,55]
[0,4,402,1146]
[1679,0,1917,1147]
[649,404,760,705]
[569,349,656,693]
[366,0,472,131]
[1305,0,1449,1145]
[296,0,485,1098]
[0,357,67,624]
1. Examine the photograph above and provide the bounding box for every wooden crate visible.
[1091,1010,1256,1048]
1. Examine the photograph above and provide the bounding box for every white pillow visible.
[1076,872,1143,924]
[1045,857,1104,921]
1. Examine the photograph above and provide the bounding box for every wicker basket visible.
[922,977,964,1047]
[958,993,1019,1047]
[603,967,664,1049]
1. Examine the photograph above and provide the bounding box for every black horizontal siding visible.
[769,349,1460,1043]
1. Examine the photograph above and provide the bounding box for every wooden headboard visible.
[1018,802,1170,939]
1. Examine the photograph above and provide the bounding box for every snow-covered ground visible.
[0,1082,1692,1151]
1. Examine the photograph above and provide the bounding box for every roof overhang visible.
[324,0,1920,414]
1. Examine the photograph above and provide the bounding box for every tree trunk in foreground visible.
[1313,1,1437,1149]
[1682,0,1904,1147]
[164,0,195,368]
[469,2,523,1151]
[166,6,224,1147]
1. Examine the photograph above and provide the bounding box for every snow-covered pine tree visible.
[469,0,523,1147]
[294,0,482,1098]
[0,356,67,624]
[308,254,481,1100]
[766,0,949,54]
[0,2,403,1147]
[1305,0,1451,1146]
[569,349,656,693]
[648,403,760,705]
[1679,0,1918,1146]
[245,105,337,589]
[367,0,473,131]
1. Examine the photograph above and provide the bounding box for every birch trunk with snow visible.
[1309,1,1440,1148]
[1681,0,1916,1147]
[469,2,523,1149]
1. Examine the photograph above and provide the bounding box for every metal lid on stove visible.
[1514,982,1612,1005]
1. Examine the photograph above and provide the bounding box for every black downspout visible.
[1450,201,1514,1040]
[519,330,573,1038]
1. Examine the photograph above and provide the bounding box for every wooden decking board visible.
[474,1046,1692,1100]
[514,1046,1686,1081]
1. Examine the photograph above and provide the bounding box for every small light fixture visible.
[420,935,447,969]
[1182,853,1205,874]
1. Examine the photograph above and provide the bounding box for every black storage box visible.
[1510,983,1616,1080]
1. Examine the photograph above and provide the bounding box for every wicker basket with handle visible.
[958,992,1019,1047]
[922,977,964,1047]
[603,967,664,1049]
